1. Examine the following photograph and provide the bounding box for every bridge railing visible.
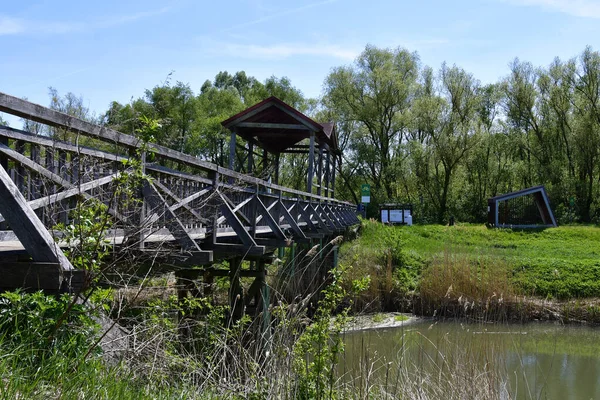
[0,92,358,268]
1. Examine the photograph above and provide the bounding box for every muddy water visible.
[341,320,600,399]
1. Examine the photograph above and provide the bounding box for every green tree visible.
[324,45,420,201]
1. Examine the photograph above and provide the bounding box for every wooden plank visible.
[141,180,203,252]
[0,164,74,269]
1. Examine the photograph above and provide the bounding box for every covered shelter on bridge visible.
[221,97,340,197]
[487,185,557,228]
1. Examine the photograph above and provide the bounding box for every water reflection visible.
[341,320,600,399]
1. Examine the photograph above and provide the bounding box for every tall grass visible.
[418,250,516,320]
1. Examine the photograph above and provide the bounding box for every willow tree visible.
[323,45,420,201]
[571,47,600,221]
[426,64,480,223]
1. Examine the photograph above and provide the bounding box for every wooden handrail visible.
[0,92,353,206]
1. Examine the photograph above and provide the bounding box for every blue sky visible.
[1,0,600,124]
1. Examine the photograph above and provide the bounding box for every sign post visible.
[360,184,370,218]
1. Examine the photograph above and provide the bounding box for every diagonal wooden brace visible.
[0,143,128,223]
[297,202,318,232]
[142,180,203,252]
[0,164,74,270]
[277,201,309,241]
[217,190,257,247]
[254,196,286,240]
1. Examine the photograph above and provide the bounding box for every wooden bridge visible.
[0,92,358,320]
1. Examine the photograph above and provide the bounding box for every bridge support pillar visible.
[229,257,244,324]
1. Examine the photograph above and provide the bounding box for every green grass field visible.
[341,220,600,300]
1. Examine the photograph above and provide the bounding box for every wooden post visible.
[15,140,25,198]
[229,131,236,171]
[203,270,213,301]
[247,141,254,174]
[262,148,268,178]
[274,153,280,185]
[259,260,271,356]
[139,150,146,249]
[0,137,8,172]
[58,150,67,223]
[331,153,337,198]
[307,131,315,194]
[324,147,331,198]
[317,143,324,196]
[229,257,244,324]
[0,136,8,230]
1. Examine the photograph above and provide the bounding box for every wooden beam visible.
[169,187,212,212]
[0,262,86,293]
[0,126,127,163]
[216,193,253,226]
[297,202,318,232]
[0,164,74,269]
[236,122,310,130]
[146,164,213,186]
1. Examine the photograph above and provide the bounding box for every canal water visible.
[341,320,600,399]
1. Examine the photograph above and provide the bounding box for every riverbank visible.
[339,220,600,323]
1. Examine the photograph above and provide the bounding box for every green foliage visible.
[323,45,600,224]
[339,219,421,309]
[293,263,355,400]
[0,291,99,379]
[57,200,111,271]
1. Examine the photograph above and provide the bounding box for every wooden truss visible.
[0,92,359,293]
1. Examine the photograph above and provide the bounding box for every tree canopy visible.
[25,45,600,224]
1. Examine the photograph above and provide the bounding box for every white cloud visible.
[204,40,360,60]
[506,0,600,18]
[0,16,25,35]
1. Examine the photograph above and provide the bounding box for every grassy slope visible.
[341,221,600,299]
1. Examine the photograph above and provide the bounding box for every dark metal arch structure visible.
[487,185,557,228]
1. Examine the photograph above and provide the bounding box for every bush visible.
[0,291,99,379]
